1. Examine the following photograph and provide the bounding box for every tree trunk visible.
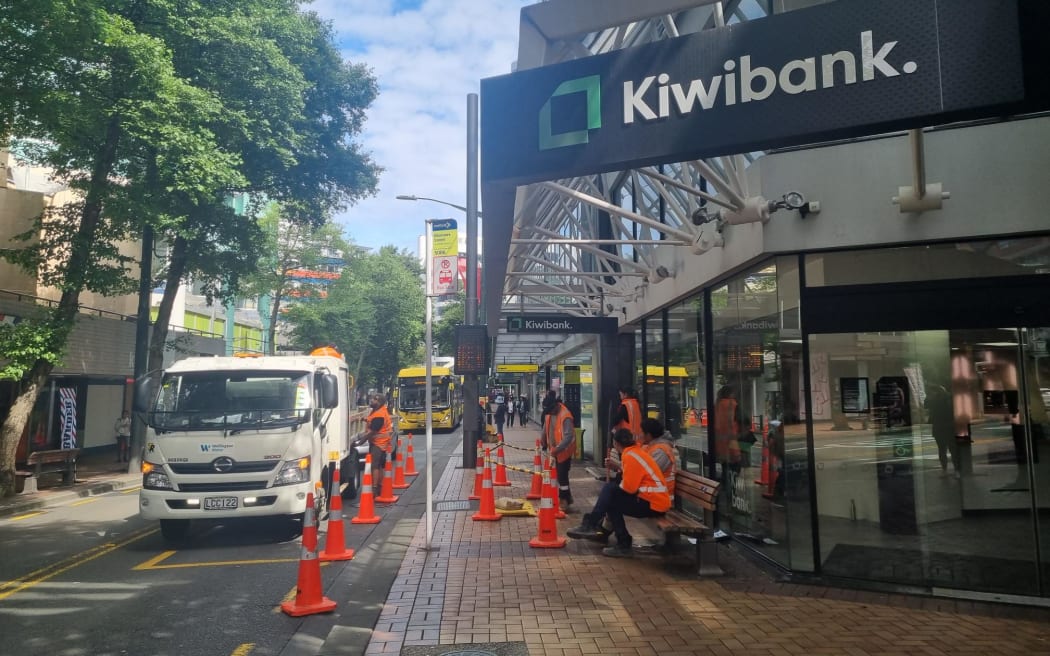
[147,235,189,379]
[0,115,121,497]
[0,363,53,497]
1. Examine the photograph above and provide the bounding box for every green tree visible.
[243,204,351,354]
[433,293,465,358]
[0,1,379,496]
[284,245,424,396]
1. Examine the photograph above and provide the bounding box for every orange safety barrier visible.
[493,437,511,487]
[320,467,355,561]
[351,454,381,524]
[375,448,399,504]
[468,440,483,501]
[472,449,502,522]
[525,439,543,500]
[529,468,566,549]
[404,432,419,476]
[281,492,337,616]
[392,437,409,490]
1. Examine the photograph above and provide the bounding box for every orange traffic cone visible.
[472,449,502,522]
[529,468,566,549]
[375,448,399,504]
[468,440,483,501]
[351,454,381,524]
[392,437,409,490]
[525,439,543,500]
[320,467,355,561]
[493,437,511,487]
[754,438,771,486]
[281,492,338,616]
[550,464,566,519]
[404,432,418,476]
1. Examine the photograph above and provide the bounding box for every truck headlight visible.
[274,456,310,486]
[142,462,173,490]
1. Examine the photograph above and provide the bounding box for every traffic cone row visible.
[493,436,511,487]
[404,432,418,476]
[281,492,338,616]
[472,448,501,522]
[529,468,566,549]
[393,437,409,490]
[320,466,355,561]
[352,455,381,524]
[525,439,543,500]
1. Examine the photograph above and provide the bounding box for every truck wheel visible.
[340,459,359,500]
[160,519,190,543]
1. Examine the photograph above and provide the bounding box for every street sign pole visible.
[424,220,434,550]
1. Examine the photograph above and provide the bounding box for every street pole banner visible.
[430,219,459,296]
[59,387,77,449]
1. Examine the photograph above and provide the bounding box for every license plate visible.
[203,496,238,510]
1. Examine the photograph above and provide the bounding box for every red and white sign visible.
[431,256,458,295]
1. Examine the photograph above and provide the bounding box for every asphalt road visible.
[0,429,463,656]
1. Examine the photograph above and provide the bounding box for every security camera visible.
[782,191,806,210]
[691,207,718,226]
[647,265,672,284]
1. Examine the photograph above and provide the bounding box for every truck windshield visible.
[151,370,312,432]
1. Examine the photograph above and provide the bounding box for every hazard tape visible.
[482,457,536,475]
[498,442,539,453]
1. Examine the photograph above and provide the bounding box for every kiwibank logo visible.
[538,75,601,150]
[538,30,916,149]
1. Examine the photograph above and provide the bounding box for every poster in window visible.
[840,377,869,413]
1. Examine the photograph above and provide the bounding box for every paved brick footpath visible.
[365,425,1050,656]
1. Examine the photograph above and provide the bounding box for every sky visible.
[308,0,531,255]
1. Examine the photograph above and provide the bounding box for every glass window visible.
[807,328,1045,595]
[711,257,812,570]
[805,237,1050,287]
[667,295,707,475]
[643,313,665,420]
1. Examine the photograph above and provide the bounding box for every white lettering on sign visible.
[524,319,573,330]
[624,31,912,124]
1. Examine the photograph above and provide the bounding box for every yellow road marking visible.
[0,526,158,601]
[8,511,45,521]
[71,498,99,507]
[133,551,299,570]
[121,486,142,494]
[231,644,255,656]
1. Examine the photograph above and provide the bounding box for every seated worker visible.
[567,428,671,557]
[605,417,677,493]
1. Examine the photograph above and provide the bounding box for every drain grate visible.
[435,500,475,512]
[401,642,529,656]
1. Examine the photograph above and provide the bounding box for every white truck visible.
[137,353,366,543]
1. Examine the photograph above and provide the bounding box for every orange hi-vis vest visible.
[645,439,677,497]
[713,397,742,463]
[543,403,575,463]
[617,397,643,437]
[619,444,670,512]
[368,405,393,452]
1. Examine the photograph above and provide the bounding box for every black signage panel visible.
[455,325,489,375]
[506,315,617,334]
[481,0,1025,186]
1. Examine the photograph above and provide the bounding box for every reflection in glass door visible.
[808,328,1048,596]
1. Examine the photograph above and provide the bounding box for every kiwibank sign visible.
[481,0,1029,186]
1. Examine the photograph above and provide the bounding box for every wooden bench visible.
[25,448,80,487]
[655,469,723,577]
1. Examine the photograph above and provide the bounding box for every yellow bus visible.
[395,366,463,431]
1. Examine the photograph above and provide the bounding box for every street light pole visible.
[463,93,480,469]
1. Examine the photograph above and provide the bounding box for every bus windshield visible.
[398,377,451,410]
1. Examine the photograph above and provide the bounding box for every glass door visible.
[808,327,1048,596]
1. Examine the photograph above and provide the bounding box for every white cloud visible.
[308,0,529,254]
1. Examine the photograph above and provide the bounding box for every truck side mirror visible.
[134,378,152,413]
[320,374,340,409]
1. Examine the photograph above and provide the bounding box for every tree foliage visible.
[0,0,380,496]
[284,246,424,395]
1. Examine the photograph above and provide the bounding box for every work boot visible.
[560,492,574,508]
[566,515,608,541]
[602,543,633,558]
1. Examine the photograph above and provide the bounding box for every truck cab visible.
[138,354,350,543]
